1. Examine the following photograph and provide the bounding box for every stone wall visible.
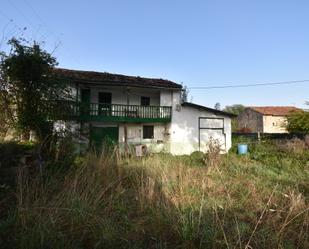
[237,108,264,132]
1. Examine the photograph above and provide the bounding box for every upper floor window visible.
[141,96,150,106]
[99,92,112,104]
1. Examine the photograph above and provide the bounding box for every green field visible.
[0,138,308,249]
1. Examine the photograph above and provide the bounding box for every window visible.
[141,96,150,106]
[98,92,112,104]
[143,125,154,139]
[98,92,112,115]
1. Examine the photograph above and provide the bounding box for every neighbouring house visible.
[52,68,235,155]
[237,106,301,133]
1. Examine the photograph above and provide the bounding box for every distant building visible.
[237,106,301,133]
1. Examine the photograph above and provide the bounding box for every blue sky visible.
[1,0,309,108]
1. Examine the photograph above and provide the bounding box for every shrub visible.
[0,141,35,168]
[286,110,309,134]
[277,138,307,154]
[203,138,222,170]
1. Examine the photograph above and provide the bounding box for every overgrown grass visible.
[0,139,308,248]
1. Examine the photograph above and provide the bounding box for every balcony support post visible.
[124,88,130,155]
[124,123,128,155]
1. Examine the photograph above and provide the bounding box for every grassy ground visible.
[0,138,308,248]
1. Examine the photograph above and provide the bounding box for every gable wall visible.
[237,108,263,132]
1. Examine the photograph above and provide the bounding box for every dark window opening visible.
[143,125,154,139]
[99,92,112,104]
[98,92,112,116]
[141,96,150,106]
[81,89,90,103]
[80,89,90,115]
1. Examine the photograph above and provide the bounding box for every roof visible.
[53,68,182,90]
[248,106,301,116]
[182,102,236,118]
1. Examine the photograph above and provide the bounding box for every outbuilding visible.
[169,102,235,155]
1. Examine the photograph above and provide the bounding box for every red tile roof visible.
[53,68,182,89]
[249,106,301,116]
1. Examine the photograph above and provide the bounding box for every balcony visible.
[51,101,172,123]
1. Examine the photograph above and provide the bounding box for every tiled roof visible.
[249,106,301,116]
[53,68,182,89]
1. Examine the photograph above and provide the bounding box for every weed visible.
[0,141,308,248]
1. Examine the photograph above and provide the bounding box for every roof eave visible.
[182,102,237,118]
[53,75,183,90]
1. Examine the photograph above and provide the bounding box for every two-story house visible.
[52,68,235,155]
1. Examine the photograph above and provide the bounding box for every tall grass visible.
[1,140,309,248]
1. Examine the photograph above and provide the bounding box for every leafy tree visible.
[223,104,246,132]
[286,107,309,134]
[223,104,245,115]
[0,89,14,137]
[0,38,67,141]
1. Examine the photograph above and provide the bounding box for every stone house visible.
[237,106,301,133]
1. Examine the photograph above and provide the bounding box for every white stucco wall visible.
[82,86,160,105]
[169,105,232,155]
[74,85,181,108]
[263,115,288,133]
[160,90,173,106]
[118,123,168,153]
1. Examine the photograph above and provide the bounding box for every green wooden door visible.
[90,126,118,151]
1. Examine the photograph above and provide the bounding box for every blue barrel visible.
[238,144,248,155]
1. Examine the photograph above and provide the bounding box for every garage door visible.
[199,117,226,152]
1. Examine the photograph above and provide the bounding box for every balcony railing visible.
[50,101,172,123]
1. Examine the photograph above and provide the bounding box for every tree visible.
[0,38,67,141]
[214,102,221,110]
[286,105,309,134]
[181,84,190,103]
[223,104,246,132]
[223,104,245,116]
[0,89,15,137]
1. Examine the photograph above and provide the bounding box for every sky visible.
[0,0,309,109]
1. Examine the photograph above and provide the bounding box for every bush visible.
[203,138,222,170]
[286,110,309,134]
[0,141,35,168]
[277,138,307,154]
